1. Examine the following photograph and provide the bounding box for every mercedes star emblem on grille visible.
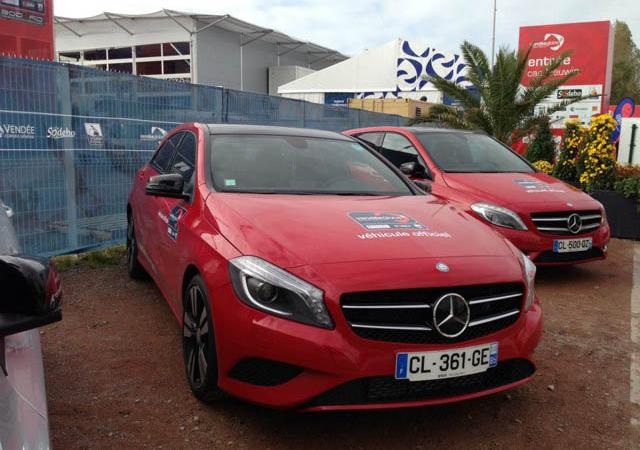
[567,213,582,234]
[432,293,470,338]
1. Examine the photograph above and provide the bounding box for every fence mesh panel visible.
[0,57,404,255]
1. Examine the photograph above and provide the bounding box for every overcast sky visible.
[54,0,640,56]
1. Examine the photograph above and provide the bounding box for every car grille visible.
[341,283,524,344]
[530,210,601,235]
[304,359,535,407]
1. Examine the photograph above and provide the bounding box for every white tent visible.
[278,39,468,105]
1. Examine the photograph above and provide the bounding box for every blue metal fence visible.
[0,57,405,256]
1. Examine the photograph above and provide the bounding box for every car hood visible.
[441,172,596,207]
[206,193,515,268]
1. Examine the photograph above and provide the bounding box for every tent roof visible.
[55,10,348,63]
[278,39,401,94]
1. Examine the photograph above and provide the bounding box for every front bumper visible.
[210,281,543,411]
[491,223,610,266]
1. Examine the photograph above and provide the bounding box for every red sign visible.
[518,21,613,123]
[0,0,54,60]
[519,21,612,86]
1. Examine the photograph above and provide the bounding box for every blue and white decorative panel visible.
[397,40,467,92]
[355,91,399,100]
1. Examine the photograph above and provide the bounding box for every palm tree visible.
[415,41,591,144]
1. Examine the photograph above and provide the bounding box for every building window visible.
[163,59,190,75]
[135,44,161,58]
[137,61,162,75]
[59,51,81,62]
[109,63,133,73]
[59,41,192,82]
[108,46,132,59]
[84,49,107,60]
[163,42,190,56]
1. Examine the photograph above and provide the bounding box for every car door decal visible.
[167,206,188,241]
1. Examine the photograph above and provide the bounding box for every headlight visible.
[229,256,333,329]
[521,253,537,311]
[471,202,528,231]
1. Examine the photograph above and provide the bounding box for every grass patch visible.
[53,245,127,271]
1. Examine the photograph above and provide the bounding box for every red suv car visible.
[345,127,610,265]
[127,124,542,411]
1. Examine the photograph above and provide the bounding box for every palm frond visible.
[425,104,473,130]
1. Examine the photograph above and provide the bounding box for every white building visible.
[278,39,469,106]
[54,10,348,94]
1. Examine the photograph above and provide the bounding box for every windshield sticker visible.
[349,212,427,230]
[168,205,187,241]
[225,179,237,187]
[513,179,565,193]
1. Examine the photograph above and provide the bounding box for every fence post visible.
[302,101,306,128]
[57,64,78,250]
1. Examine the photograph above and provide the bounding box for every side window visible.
[170,132,196,180]
[151,139,177,173]
[356,132,384,148]
[380,133,424,168]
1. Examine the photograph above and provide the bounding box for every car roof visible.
[204,124,352,140]
[348,126,486,135]
[405,126,484,134]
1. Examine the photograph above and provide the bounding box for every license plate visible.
[553,237,592,253]
[395,343,498,382]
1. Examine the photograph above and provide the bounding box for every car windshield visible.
[210,135,414,195]
[415,132,534,173]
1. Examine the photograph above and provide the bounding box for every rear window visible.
[210,135,414,196]
[416,132,534,173]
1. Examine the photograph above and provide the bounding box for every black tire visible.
[183,275,225,402]
[126,214,147,280]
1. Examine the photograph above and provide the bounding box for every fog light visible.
[603,245,608,253]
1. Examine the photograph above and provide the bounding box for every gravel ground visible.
[42,238,636,449]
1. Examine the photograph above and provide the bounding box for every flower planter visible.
[591,190,640,240]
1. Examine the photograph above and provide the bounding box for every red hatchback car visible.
[127,124,542,410]
[345,127,611,265]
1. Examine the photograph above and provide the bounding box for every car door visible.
[132,136,176,268]
[153,130,197,308]
[136,133,183,281]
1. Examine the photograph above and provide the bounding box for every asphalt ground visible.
[42,238,638,449]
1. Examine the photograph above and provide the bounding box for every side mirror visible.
[145,174,189,199]
[1,255,62,375]
[399,161,427,178]
[414,180,432,194]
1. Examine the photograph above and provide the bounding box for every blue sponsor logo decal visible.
[349,212,427,231]
[167,205,187,241]
[396,353,409,379]
[489,343,499,368]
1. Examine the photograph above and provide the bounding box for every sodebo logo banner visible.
[518,21,612,87]
[47,126,76,139]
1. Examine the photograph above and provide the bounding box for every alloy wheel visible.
[183,285,210,389]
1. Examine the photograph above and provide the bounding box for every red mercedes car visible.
[345,127,610,265]
[127,124,542,410]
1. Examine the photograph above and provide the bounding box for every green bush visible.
[525,119,556,163]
